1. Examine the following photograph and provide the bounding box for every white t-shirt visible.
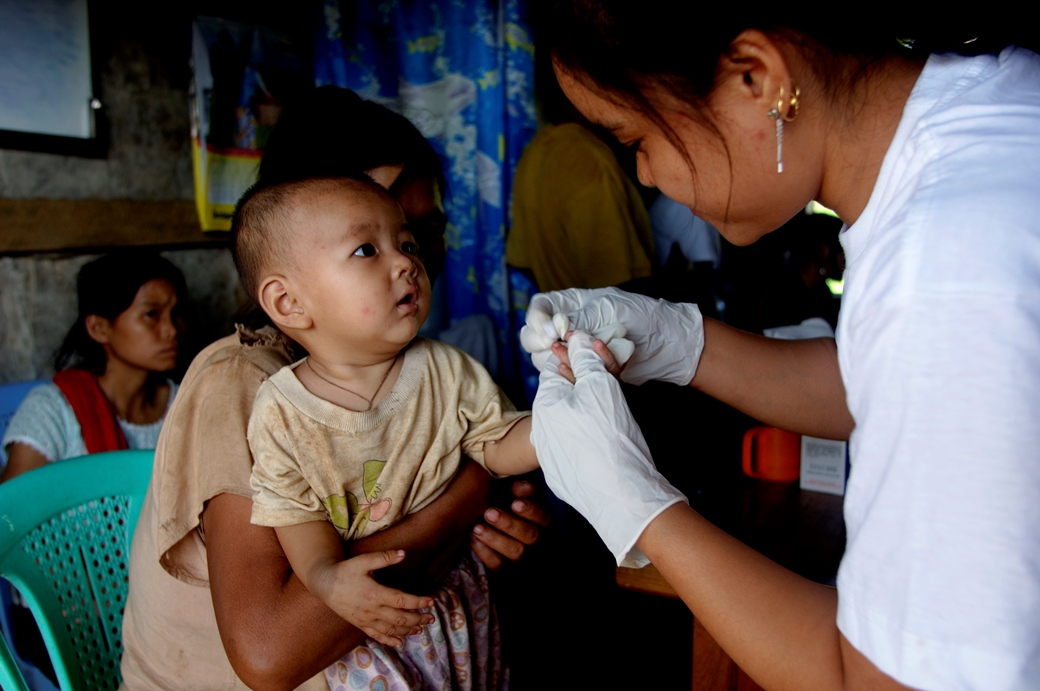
[1,381,178,470]
[835,48,1040,689]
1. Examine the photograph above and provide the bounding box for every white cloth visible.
[1,381,178,470]
[649,194,721,268]
[835,47,1040,690]
[762,317,834,341]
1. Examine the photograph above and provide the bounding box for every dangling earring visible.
[767,85,800,173]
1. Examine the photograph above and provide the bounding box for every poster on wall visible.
[190,17,310,232]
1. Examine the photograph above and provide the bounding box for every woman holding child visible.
[525,5,1040,691]
[120,89,547,690]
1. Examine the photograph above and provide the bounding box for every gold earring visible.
[781,85,800,123]
[767,85,800,173]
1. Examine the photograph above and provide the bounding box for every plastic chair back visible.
[1,378,56,690]
[0,450,153,691]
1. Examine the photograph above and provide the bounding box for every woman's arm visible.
[639,504,910,691]
[557,317,853,440]
[1,443,50,482]
[535,288,854,439]
[206,492,360,691]
[533,338,903,691]
[206,459,540,691]
[692,319,854,440]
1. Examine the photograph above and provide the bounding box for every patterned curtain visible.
[314,0,536,390]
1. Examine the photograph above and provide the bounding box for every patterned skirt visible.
[325,552,507,691]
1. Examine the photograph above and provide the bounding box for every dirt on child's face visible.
[293,181,431,361]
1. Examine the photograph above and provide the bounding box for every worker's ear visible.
[257,275,313,331]
[84,315,112,345]
[719,29,797,119]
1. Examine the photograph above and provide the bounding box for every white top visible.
[1,380,178,470]
[835,48,1040,689]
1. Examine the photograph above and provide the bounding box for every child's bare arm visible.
[483,416,538,476]
[274,521,435,647]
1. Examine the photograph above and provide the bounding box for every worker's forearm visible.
[692,319,854,440]
[638,503,844,691]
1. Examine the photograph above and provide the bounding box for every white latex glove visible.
[531,330,688,567]
[521,287,703,386]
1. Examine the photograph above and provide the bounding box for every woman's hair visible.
[54,252,188,374]
[257,86,447,201]
[548,2,1023,156]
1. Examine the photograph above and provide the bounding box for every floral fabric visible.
[313,0,536,388]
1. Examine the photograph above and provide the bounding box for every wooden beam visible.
[0,199,228,254]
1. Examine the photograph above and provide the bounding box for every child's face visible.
[292,184,431,359]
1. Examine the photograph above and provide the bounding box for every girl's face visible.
[555,65,818,246]
[95,279,183,374]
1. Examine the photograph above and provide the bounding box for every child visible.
[232,175,538,690]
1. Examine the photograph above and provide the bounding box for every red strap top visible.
[52,369,129,455]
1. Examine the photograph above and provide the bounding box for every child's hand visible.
[551,331,623,384]
[313,549,435,647]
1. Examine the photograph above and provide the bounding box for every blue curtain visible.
[314,0,536,390]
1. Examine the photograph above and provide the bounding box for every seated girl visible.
[1,251,186,481]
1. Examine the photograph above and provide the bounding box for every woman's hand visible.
[471,478,550,569]
[522,288,704,386]
[531,331,687,567]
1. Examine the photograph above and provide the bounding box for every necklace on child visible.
[304,354,399,412]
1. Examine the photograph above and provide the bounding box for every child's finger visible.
[385,603,434,624]
[592,338,625,377]
[372,585,436,613]
[348,548,408,573]
[365,619,427,649]
[364,626,404,649]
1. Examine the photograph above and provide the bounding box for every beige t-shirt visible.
[249,339,528,540]
[120,327,329,690]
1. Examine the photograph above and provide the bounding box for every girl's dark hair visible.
[55,252,188,374]
[257,86,447,200]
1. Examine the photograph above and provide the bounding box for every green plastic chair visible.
[0,450,153,691]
